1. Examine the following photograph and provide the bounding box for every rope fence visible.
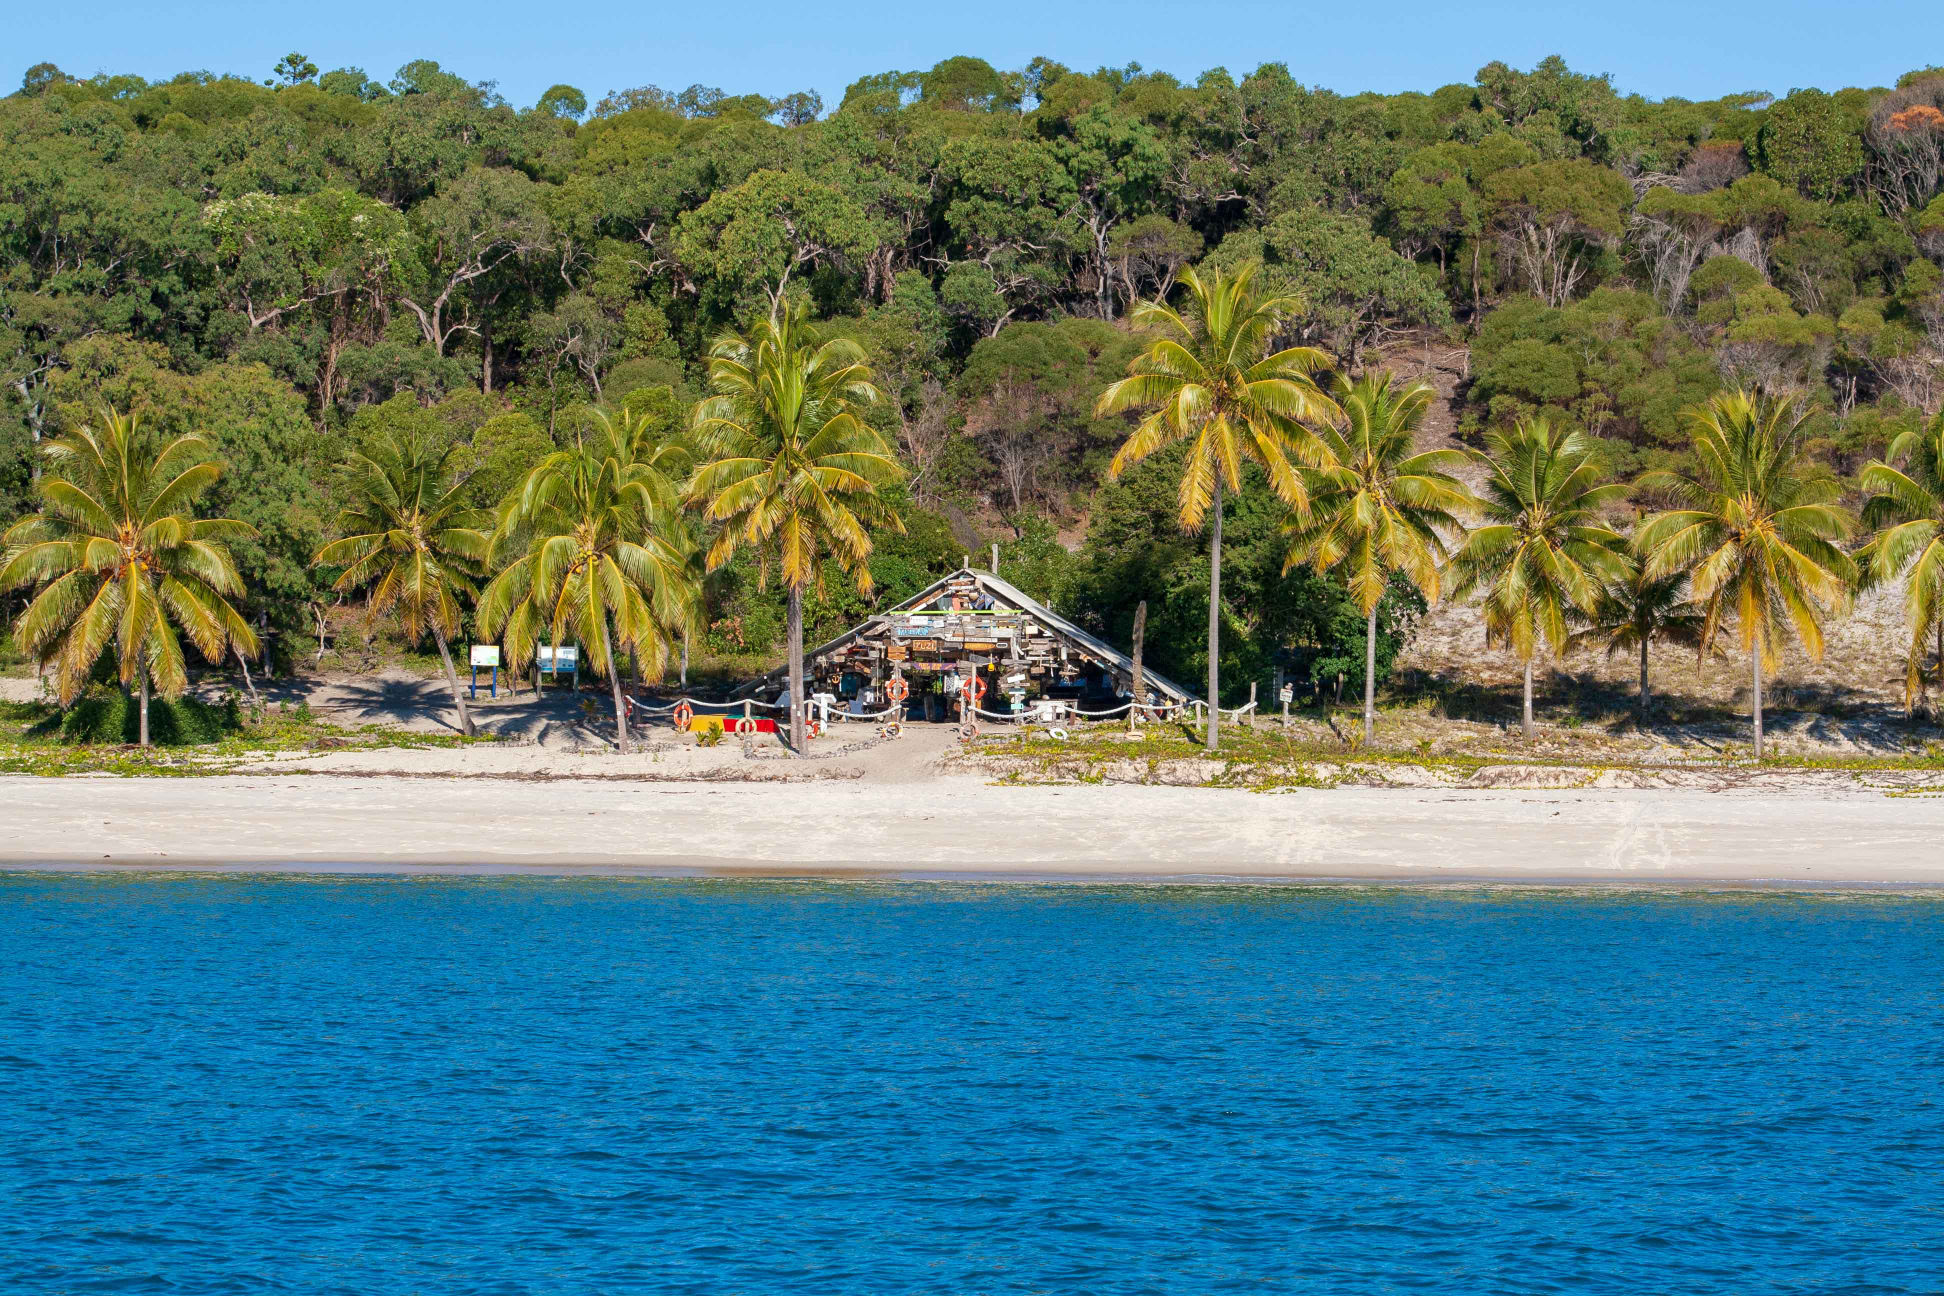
[622,692,1220,731]
[965,699,1194,725]
[1190,700,1259,720]
[623,695,790,718]
[823,704,904,722]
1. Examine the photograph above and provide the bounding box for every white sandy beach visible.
[4,769,1942,884]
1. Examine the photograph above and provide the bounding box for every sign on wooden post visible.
[469,644,501,699]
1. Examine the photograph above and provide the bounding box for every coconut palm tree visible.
[688,301,903,752]
[1637,389,1854,759]
[1,408,259,746]
[1859,408,1944,706]
[586,402,706,689]
[1282,371,1472,740]
[1095,262,1340,751]
[481,421,696,755]
[1448,417,1630,740]
[1570,555,1722,726]
[315,429,489,737]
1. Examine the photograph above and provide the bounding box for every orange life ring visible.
[805,718,823,740]
[673,701,694,729]
[961,676,987,704]
[885,676,909,703]
[733,716,756,735]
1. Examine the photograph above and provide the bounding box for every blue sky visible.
[12,0,1943,110]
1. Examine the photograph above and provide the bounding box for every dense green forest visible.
[5,51,1944,700]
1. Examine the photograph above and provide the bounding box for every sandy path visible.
[3,775,1941,885]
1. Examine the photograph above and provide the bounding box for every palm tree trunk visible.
[430,627,476,738]
[788,583,806,753]
[1638,639,1650,726]
[1522,658,1534,741]
[1363,607,1378,742]
[602,614,630,755]
[1206,479,1223,753]
[1751,646,1764,761]
[139,674,150,748]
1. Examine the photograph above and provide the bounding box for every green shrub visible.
[30,690,245,746]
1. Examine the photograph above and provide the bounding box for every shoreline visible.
[8,860,1944,892]
[6,773,1944,887]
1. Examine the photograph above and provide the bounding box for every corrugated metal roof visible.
[760,568,1194,702]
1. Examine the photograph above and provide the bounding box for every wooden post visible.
[1129,600,1147,728]
[991,542,1000,574]
[1248,680,1257,728]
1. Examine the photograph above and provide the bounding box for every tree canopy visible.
[5,51,1944,701]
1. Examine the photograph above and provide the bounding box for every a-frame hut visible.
[755,567,1191,722]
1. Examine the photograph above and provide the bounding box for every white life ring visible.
[733,716,756,735]
[1047,726,1069,741]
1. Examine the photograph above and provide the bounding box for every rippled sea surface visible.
[3,877,1943,1294]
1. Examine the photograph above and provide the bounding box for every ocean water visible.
[2,877,1941,1295]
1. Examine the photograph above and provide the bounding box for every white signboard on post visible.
[537,645,578,672]
[470,644,501,668]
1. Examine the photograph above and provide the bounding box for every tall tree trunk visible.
[1129,599,1147,730]
[319,318,344,420]
[1206,480,1223,753]
[1363,607,1378,742]
[1522,658,1534,741]
[1751,646,1764,761]
[680,630,689,691]
[430,627,476,737]
[1638,639,1651,726]
[139,674,150,749]
[602,614,630,755]
[234,647,261,708]
[787,585,807,753]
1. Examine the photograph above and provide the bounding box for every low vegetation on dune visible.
[0,692,482,776]
[962,709,1944,791]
